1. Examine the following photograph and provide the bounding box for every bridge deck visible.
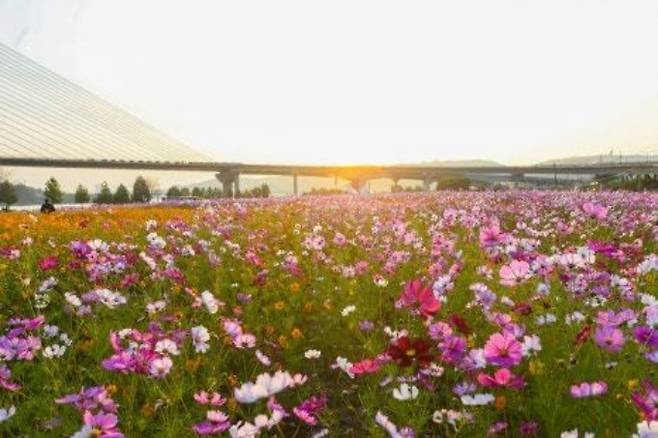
[0,157,657,179]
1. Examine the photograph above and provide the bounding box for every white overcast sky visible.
[1,0,658,165]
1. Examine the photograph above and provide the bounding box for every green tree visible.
[113,184,131,204]
[180,187,191,197]
[74,185,90,204]
[44,177,63,203]
[260,183,271,198]
[191,187,203,197]
[132,176,152,203]
[435,174,471,191]
[166,186,182,198]
[0,180,17,211]
[94,182,114,204]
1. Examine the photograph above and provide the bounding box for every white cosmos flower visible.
[560,429,595,438]
[201,290,220,314]
[43,344,66,358]
[304,349,321,359]
[0,405,15,423]
[93,289,127,309]
[341,305,356,316]
[64,292,82,307]
[229,421,260,438]
[155,339,180,356]
[333,356,354,378]
[255,350,271,366]
[191,326,210,353]
[461,393,495,406]
[392,383,419,401]
[234,382,269,404]
[522,334,542,356]
[234,371,296,404]
[375,411,402,437]
[634,421,658,438]
[146,300,166,315]
[71,424,93,438]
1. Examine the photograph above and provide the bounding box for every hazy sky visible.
[1,0,658,165]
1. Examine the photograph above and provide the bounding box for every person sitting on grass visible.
[40,198,55,214]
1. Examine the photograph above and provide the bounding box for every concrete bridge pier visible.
[350,178,367,194]
[293,174,298,196]
[234,173,240,197]
[422,177,432,191]
[215,171,238,198]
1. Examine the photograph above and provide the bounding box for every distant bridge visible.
[1,157,657,196]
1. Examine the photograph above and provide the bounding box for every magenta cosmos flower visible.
[483,332,523,367]
[38,255,58,271]
[499,260,530,287]
[632,380,658,420]
[193,410,231,435]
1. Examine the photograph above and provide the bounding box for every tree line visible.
[166,183,271,199]
[0,175,272,211]
[600,173,658,191]
[0,176,153,211]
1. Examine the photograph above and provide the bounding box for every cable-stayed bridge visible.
[0,43,210,163]
[1,42,657,195]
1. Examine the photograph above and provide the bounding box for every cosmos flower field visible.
[0,191,658,437]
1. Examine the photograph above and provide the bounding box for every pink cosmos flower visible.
[595,309,636,327]
[428,321,453,341]
[333,232,347,246]
[477,368,525,390]
[569,381,608,398]
[56,386,118,413]
[350,359,381,376]
[499,260,530,287]
[594,326,625,353]
[148,357,173,379]
[479,223,507,248]
[0,365,20,392]
[397,279,441,317]
[82,410,124,438]
[233,334,256,349]
[582,202,608,220]
[483,332,523,367]
[488,421,508,435]
[193,391,226,406]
